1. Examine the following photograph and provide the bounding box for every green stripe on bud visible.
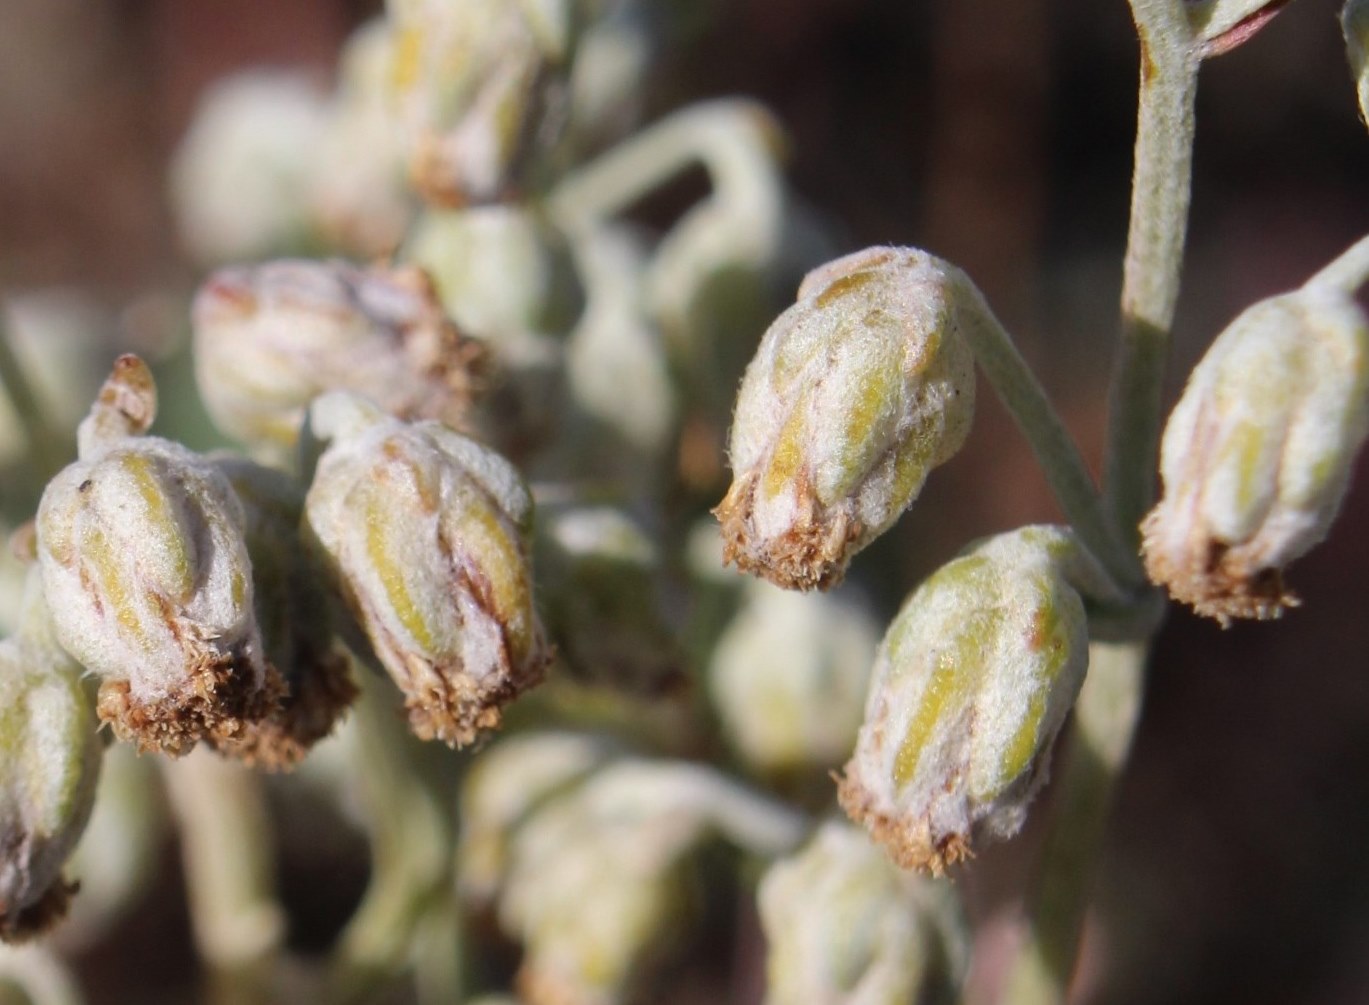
[304,391,550,747]
[716,247,975,590]
[1142,285,1369,623]
[838,527,1091,875]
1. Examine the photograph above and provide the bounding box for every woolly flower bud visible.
[839,527,1092,874]
[386,0,571,205]
[36,358,280,756]
[1141,287,1369,623]
[304,392,550,746]
[457,732,613,904]
[0,575,102,943]
[192,259,483,456]
[1345,0,1369,127]
[758,821,965,1005]
[716,247,976,591]
[209,457,357,769]
[708,581,877,776]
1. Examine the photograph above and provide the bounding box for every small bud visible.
[192,259,483,456]
[1344,0,1369,127]
[538,508,682,697]
[716,247,976,590]
[1141,287,1369,623]
[0,574,102,942]
[839,527,1091,874]
[708,580,877,776]
[304,392,551,746]
[386,0,571,205]
[36,357,281,756]
[209,456,357,769]
[457,732,613,905]
[758,821,965,1005]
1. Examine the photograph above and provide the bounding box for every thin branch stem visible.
[954,277,1145,593]
[1102,1,1200,550]
[0,310,65,483]
[1000,640,1148,1005]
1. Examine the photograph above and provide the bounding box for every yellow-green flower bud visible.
[0,573,102,943]
[209,456,357,769]
[708,580,876,776]
[304,392,550,746]
[1345,0,1369,127]
[758,821,965,1005]
[457,732,613,905]
[192,260,483,456]
[36,357,281,756]
[386,0,571,206]
[838,527,1091,874]
[716,247,976,590]
[538,508,682,697]
[1141,287,1369,623]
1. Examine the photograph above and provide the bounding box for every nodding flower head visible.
[303,391,550,747]
[1141,285,1369,623]
[715,247,975,591]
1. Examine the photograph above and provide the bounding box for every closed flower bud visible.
[192,259,483,456]
[758,821,965,1005]
[708,580,877,776]
[36,357,281,756]
[386,0,571,206]
[1345,0,1369,127]
[303,392,550,746]
[1141,287,1369,623]
[716,247,976,591]
[0,572,101,943]
[457,732,613,904]
[839,527,1091,875]
[209,456,357,769]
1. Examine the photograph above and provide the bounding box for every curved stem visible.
[1000,640,1148,1005]
[0,311,64,483]
[954,278,1145,593]
[1102,1,1200,551]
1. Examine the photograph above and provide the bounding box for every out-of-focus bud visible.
[1141,286,1369,623]
[405,205,582,455]
[708,580,877,777]
[385,0,572,205]
[309,19,414,257]
[758,821,966,1005]
[170,72,328,264]
[498,758,803,1005]
[457,732,613,904]
[303,392,550,747]
[1344,0,1369,126]
[0,572,102,943]
[538,508,682,697]
[716,247,976,591]
[192,259,483,456]
[210,456,357,769]
[36,357,280,756]
[839,527,1093,875]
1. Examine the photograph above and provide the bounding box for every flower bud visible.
[0,573,102,942]
[386,0,571,206]
[838,527,1091,874]
[708,580,876,776]
[538,508,682,697]
[1345,0,1369,127]
[1141,287,1369,623]
[457,732,613,904]
[209,456,357,769]
[36,357,280,756]
[303,392,550,746]
[716,247,976,590]
[758,821,965,1005]
[192,259,483,457]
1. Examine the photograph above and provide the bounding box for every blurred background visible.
[2,0,1369,1003]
